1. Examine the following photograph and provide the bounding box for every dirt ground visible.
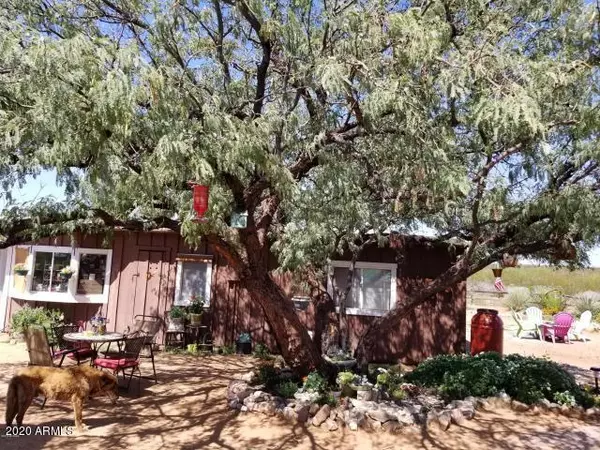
[0,340,599,450]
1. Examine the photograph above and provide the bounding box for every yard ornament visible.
[491,262,506,292]
[189,182,209,222]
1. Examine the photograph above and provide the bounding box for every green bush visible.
[317,392,338,407]
[405,353,591,406]
[303,371,328,393]
[336,371,357,387]
[11,306,64,334]
[275,380,299,398]
[258,364,279,389]
[505,287,531,311]
[253,343,272,359]
[531,288,566,316]
[220,344,235,355]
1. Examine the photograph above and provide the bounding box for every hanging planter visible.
[491,261,503,278]
[188,182,209,222]
[59,267,75,281]
[13,263,29,276]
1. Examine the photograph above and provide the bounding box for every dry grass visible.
[469,265,600,295]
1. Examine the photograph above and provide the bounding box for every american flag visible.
[494,277,506,292]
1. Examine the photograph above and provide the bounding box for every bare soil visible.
[0,342,599,450]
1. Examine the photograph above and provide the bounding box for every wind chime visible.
[188,182,209,222]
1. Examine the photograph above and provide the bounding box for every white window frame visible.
[7,245,112,304]
[327,260,397,317]
[174,255,213,307]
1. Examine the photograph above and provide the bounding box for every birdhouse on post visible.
[189,182,209,222]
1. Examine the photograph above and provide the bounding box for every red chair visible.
[93,334,146,394]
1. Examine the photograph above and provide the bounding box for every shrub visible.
[336,371,357,387]
[275,380,299,398]
[391,388,406,401]
[530,288,566,316]
[303,371,328,393]
[253,343,272,359]
[553,391,577,407]
[505,287,531,311]
[405,353,591,406]
[257,364,279,389]
[220,344,235,355]
[317,392,338,407]
[11,306,64,334]
[573,292,600,318]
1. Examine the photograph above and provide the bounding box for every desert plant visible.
[275,380,299,398]
[531,288,566,316]
[303,371,328,393]
[573,292,600,317]
[505,287,531,311]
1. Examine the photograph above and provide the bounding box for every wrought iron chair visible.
[93,333,147,395]
[125,315,162,383]
[51,324,96,366]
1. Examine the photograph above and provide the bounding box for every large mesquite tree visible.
[1,0,599,368]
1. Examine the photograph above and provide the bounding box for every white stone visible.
[295,404,310,422]
[511,400,530,412]
[436,411,451,431]
[309,403,320,416]
[450,408,466,425]
[325,418,339,431]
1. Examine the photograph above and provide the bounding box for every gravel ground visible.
[0,341,599,450]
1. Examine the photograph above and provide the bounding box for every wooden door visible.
[133,250,166,319]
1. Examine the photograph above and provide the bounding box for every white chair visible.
[524,307,544,340]
[570,310,592,342]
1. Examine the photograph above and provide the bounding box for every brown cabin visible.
[0,230,466,364]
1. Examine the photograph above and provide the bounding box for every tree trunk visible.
[241,274,324,372]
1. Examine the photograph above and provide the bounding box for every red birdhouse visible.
[189,183,209,222]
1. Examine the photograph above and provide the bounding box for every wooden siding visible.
[4,231,466,363]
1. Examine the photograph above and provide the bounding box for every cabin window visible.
[328,261,397,317]
[174,255,213,306]
[7,245,112,303]
[31,251,71,293]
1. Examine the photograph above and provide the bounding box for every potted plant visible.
[337,371,358,398]
[236,332,252,354]
[13,263,29,276]
[351,375,375,401]
[168,306,186,332]
[324,348,357,369]
[91,316,108,335]
[59,267,75,281]
[188,294,205,325]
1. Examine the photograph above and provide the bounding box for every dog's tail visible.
[5,376,20,426]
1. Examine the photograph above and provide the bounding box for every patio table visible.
[63,332,125,358]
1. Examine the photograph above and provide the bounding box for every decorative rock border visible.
[228,380,600,432]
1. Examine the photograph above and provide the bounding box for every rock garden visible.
[228,352,600,433]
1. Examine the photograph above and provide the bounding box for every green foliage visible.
[169,307,185,319]
[336,371,357,387]
[11,306,64,334]
[317,392,338,407]
[531,289,567,316]
[187,343,198,353]
[220,345,235,355]
[391,388,407,401]
[303,371,328,394]
[188,295,205,314]
[275,380,299,399]
[258,364,279,390]
[13,263,28,274]
[252,343,272,360]
[505,287,532,312]
[553,391,577,407]
[406,353,590,406]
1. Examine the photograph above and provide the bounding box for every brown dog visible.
[5,365,119,432]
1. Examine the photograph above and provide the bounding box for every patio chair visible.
[511,309,539,338]
[125,315,162,383]
[22,327,56,409]
[524,306,543,339]
[539,312,575,344]
[570,310,592,342]
[51,324,96,366]
[93,333,147,395]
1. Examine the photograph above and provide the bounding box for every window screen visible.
[176,261,209,305]
[361,269,391,311]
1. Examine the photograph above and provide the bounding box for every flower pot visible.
[355,389,374,401]
[14,270,28,276]
[236,341,252,354]
[168,317,185,332]
[341,384,356,398]
[189,313,203,325]
[59,273,72,282]
[492,268,503,277]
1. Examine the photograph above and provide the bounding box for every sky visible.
[2,171,600,267]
